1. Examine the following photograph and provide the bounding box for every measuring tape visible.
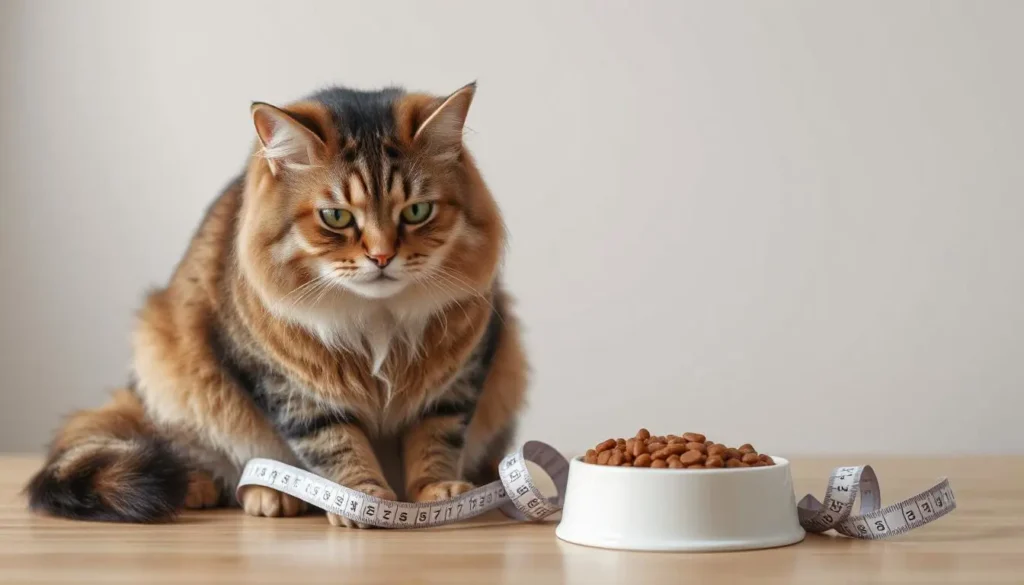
[797,464,955,539]
[236,441,568,528]
[236,442,955,537]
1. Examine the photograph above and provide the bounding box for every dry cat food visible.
[583,429,775,469]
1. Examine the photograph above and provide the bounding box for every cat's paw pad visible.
[241,485,306,518]
[413,480,475,503]
[184,471,220,509]
[326,483,397,529]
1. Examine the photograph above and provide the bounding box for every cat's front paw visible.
[240,485,307,518]
[326,483,397,529]
[413,480,475,503]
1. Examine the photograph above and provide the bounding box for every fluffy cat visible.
[25,82,528,527]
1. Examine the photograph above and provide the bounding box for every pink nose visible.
[367,252,395,268]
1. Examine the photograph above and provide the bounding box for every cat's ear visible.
[412,82,476,159]
[251,102,326,175]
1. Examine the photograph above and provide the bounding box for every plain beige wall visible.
[1,1,1021,456]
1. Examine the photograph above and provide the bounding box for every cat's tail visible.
[24,387,189,522]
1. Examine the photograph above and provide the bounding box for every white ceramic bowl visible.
[554,455,806,552]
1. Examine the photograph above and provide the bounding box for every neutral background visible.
[1,1,1021,456]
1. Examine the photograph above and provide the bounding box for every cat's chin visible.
[339,278,410,300]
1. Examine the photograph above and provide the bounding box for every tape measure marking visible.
[236,443,954,538]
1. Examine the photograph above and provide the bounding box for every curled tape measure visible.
[236,442,955,537]
[797,464,955,539]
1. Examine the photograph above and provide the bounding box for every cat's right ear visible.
[251,102,326,175]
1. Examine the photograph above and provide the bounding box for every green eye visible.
[319,208,354,229]
[401,202,434,225]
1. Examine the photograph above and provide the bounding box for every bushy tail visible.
[25,388,189,522]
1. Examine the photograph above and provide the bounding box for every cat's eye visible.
[319,208,354,229]
[401,202,434,225]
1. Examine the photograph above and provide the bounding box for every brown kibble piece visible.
[751,461,767,467]
[597,450,612,465]
[621,461,633,467]
[585,449,598,464]
[736,461,750,467]
[634,453,652,467]
[759,454,774,465]
[651,459,668,469]
[687,464,705,469]
[653,444,689,459]
[682,432,706,443]
[742,453,759,464]
[625,438,635,453]
[668,459,683,469]
[738,444,755,455]
[726,458,743,468]
[667,436,685,445]
[678,450,703,466]
[725,448,741,460]
[596,439,617,453]
[667,454,681,464]
[685,442,707,453]
[647,442,666,453]
[633,440,647,457]
[706,455,725,468]
[636,428,651,441]
[708,444,726,457]
[608,450,623,466]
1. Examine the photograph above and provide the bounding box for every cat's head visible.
[237,83,504,315]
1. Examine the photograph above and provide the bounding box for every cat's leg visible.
[403,413,475,503]
[407,304,529,502]
[272,394,396,528]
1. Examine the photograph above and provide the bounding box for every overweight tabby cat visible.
[25,83,528,528]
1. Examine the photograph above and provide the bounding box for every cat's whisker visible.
[409,273,452,340]
[415,272,472,324]
[289,277,331,306]
[430,266,505,324]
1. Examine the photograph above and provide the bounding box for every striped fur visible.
[26,83,529,526]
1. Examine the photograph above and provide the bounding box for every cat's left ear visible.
[412,82,476,159]
[251,102,327,175]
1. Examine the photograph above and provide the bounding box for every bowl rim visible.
[568,454,790,474]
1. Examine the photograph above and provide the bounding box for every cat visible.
[24,82,528,527]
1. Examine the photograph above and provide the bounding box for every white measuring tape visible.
[236,442,955,537]
[236,441,569,528]
[797,464,955,539]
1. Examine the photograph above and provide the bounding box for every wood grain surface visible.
[1,455,1021,584]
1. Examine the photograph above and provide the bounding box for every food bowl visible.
[554,455,806,552]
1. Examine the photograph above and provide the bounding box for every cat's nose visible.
[366,252,395,268]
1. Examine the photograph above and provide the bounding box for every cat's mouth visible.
[372,273,398,282]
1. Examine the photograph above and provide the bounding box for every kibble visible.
[583,429,776,470]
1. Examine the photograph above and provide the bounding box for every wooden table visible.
[1,455,1021,584]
